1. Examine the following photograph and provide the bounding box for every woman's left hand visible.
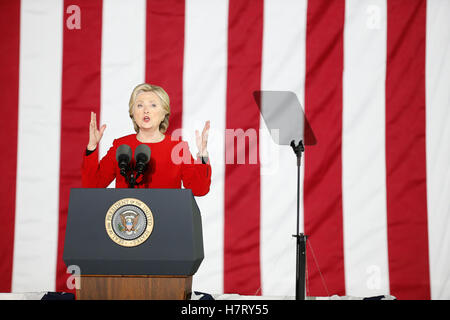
[196,120,210,157]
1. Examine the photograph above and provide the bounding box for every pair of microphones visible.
[116,144,151,188]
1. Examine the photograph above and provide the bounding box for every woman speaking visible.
[81,83,211,196]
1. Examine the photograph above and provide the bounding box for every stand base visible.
[292,233,308,300]
[76,275,192,300]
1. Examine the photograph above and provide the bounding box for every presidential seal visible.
[105,198,154,247]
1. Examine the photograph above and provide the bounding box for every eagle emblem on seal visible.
[118,211,140,235]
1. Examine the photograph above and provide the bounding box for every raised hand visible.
[195,120,210,157]
[87,111,106,151]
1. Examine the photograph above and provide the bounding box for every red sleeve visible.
[81,140,117,188]
[180,142,212,196]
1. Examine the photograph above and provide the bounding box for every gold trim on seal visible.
[105,198,154,247]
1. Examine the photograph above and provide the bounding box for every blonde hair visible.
[128,83,171,133]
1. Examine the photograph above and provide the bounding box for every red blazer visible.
[82,134,211,196]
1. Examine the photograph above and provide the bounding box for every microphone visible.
[116,144,132,175]
[134,144,151,176]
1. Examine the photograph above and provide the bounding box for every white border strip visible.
[183,0,229,294]
[13,0,63,292]
[342,0,390,297]
[260,0,307,296]
[426,0,450,300]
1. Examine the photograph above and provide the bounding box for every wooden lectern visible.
[63,188,204,300]
[76,275,192,300]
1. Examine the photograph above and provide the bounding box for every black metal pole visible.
[291,140,307,300]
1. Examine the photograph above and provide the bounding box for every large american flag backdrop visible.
[1,0,449,300]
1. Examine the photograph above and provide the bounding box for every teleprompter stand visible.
[253,90,316,301]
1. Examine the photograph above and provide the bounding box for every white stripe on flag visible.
[100,0,147,166]
[425,0,450,300]
[13,0,62,292]
[183,0,229,294]
[342,0,390,297]
[260,0,307,296]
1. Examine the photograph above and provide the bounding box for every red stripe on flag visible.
[0,0,20,292]
[224,0,263,295]
[304,0,346,296]
[146,0,185,135]
[385,0,430,300]
[56,0,103,292]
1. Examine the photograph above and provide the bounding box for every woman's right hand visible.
[87,111,106,151]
